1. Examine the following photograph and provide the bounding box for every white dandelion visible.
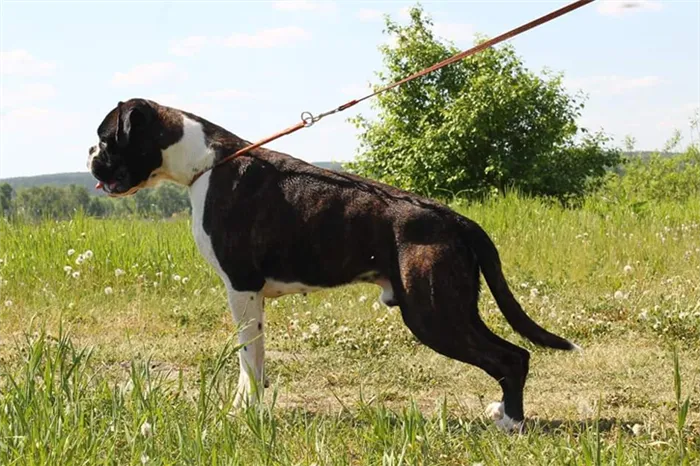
[358,295,368,303]
[309,323,320,334]
[84,250,93,259]
[614,290,626,300]
[172,274,181,282]
[631,423,643,436]
[182,277,189,285]
[623,264,633,274]
[67,249,76,256]
[140,420,152,438]
[114,268,125,277]
[75,255,84,265]
[372,302,381,311]
[104,287,114,295]
[4,300,12,308]
[72,271,80,279]
[63,265,72,273]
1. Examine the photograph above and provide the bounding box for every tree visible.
[0,183,13,216]
[346,6,620,201]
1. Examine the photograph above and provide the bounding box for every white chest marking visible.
[189,170,224,276]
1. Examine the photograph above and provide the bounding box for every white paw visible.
[232,376,261,409]
[484,402,523,433]
[485,401,504,421]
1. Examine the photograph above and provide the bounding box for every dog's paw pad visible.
[485,401,504,421]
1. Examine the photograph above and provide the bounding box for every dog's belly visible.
[261,280,323,298]
[261,273,397,305]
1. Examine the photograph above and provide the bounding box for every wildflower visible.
[156,271,163,278]
[68,302,75,309]
[72,271,80,279]
[631,423,643,436]
[358,295,368,303]
[104,287,114,295]
[140,420,152,438]
[530,288,539,298]
[67,249,76,256]
[172,274,181,282]
[75,255,84,265]
[140,453,149,465]
[63,265,72,273]
[309,323,320,334]
[182,277,189,285]
[623,265,633,274]
[84,250,93,259]
[4,300,12,307]
[114,268,125,277]
[372,302,381,311]
[614,290,625,300]
[323,302,332,309]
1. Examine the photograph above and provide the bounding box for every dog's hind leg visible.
[393,243,530,431]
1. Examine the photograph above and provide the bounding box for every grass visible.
[0,193,699,465]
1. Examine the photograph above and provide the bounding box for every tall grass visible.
[1,194,698,464]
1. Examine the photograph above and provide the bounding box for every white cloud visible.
[169,27,311,56]
[0,49,56,76]
[222,27,311,48]
[111,62,186,87]
[169,36,209,57]
[0,107,81,136]
[357,8,383,22]
[597,0,663,16]
[272,1,336,12]
[1,83,56,109]
[565,75,663,95]
[200,89,256,100]
[433,22,475,45]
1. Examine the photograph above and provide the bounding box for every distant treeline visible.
[0,182,191,220]
[1,149,698,221]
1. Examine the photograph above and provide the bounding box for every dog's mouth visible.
[95,179,142,197]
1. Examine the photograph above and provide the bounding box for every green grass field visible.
[1,194,698,465]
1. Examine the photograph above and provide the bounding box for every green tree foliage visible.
[0,183,13,216]
[2,182,191,221]
[346,6,620,201]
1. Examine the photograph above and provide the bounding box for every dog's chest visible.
[189,172,225,276]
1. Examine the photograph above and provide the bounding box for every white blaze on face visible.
[87,142,100,171]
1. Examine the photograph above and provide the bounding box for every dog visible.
[88,98,578,431]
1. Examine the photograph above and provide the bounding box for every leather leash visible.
[190,0,596,186]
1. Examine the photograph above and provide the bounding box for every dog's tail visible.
[464,220,578,351]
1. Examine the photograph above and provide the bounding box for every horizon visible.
[1,0,698,179]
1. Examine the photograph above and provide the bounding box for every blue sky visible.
[1,0,698,178]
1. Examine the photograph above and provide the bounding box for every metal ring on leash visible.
[301,111,316,127]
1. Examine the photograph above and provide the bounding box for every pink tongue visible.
[95,181,104,190]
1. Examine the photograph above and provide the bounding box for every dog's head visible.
[88,98,183,197]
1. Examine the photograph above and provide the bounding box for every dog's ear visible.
[116,99,154,148]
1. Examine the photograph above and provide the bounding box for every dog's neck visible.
[160,113,249,186]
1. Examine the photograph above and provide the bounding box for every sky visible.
[0,0,698,179]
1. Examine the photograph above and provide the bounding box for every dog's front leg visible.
[227,290,265,409]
